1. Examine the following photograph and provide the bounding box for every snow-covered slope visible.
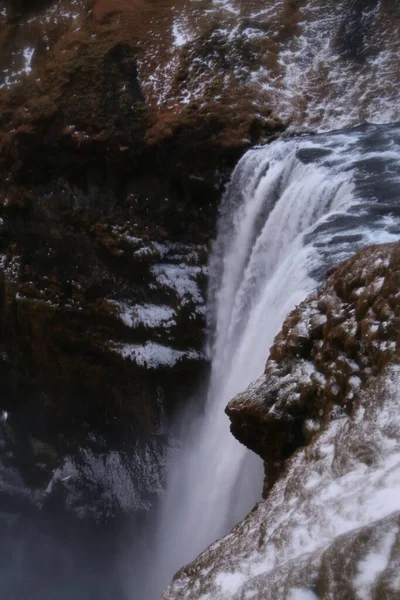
[145,0,400,131]
[163,242,400,599]
[1,0,399,147]
[164,365,400,599]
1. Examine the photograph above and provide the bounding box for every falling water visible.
[140,122,400,599]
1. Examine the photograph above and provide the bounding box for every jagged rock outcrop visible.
[227,242,400,494]
[163,242,400,599]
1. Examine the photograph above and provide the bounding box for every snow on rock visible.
[2,0,399,149]
[0,45,36,90]
[288,591,319,600]
[151,263,206,308]
[110,300,176,330]
[0,227,208,522]
[1,0,85,89]
[163,363,400,599]
[172,19,193,48]
[101,240,207,369]
[114,342,203,369]
[353,528,398,600]
[136,0,400,130]
[163,241,400,599]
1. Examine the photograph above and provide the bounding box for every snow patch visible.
[0,46,35,89]
[23,47,35,74]
[110,301,176,329]
[116,342,202,369]
[172,20,192,47]
[354,529,398,599]
[288,589,319,600]
[152,263,205,306]
[215,572,247,595]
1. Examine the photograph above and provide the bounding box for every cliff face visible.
[163,242,400,599]
[0,0,399,520]
[0,0,224,519]
[0,0,282,519]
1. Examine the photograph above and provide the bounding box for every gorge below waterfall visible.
[0,0,400,599]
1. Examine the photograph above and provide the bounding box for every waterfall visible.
[136,122,400,599]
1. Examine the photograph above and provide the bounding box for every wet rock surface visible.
[164,242,400,599]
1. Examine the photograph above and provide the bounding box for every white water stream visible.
[142,122,400,598]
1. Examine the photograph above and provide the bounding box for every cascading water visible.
[142,122,400,599]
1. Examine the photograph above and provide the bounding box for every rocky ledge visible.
[163,241,400,599]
